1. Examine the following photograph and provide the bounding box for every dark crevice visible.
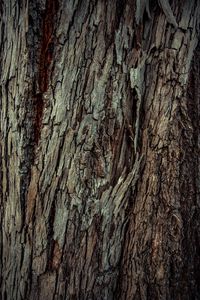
[34,0,59,146]
[34,92,44,145]
[115,0,126,29]
[46,197,56,271]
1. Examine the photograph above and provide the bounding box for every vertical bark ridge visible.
[24,1,141,298]
[0,1,31,298]
[185,41,200,297]
[116,1,200,299]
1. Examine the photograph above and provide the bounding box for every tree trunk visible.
[0,0,200,299]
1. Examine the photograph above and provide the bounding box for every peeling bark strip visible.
[136,0,178,27]
[0,0,200,300]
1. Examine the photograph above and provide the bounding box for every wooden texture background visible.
[0,0,200,299]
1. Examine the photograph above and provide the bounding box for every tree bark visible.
[0,0,200,299]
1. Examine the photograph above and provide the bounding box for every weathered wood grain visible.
[0,0,200,299]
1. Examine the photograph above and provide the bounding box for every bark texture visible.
[0,0,200,299]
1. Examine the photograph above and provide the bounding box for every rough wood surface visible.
[0,0,200,299]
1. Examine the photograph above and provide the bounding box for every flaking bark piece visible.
[158,0,178,28]
[136,0,151,24]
